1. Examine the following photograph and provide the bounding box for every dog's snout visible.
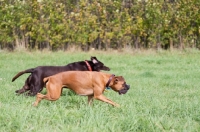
[104,66,110,71]
[126,85,130,89]
[125,84,130,90]
[118,84,130,95]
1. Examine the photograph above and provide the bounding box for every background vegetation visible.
[0,0,200,51]
[0,50,200,131]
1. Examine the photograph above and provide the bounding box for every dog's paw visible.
[115,104,120,107]
[32,102,38,107]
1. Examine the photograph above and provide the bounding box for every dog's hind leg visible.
[87,95,94,105]
[33,80,62,106]
[33,91,61,106]
[30,85,42,96]
[33,93,44,106]
[15,85,29,94]
[15,76,30,94]
[29,79,43,96]
[26,84,36,96]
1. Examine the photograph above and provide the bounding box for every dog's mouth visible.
[100,66,110,71]
[95,65,110,72]
[118,84,130,95]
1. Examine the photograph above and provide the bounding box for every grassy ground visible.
[0,50,200,132]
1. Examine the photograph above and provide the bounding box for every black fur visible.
[12,56,110,96]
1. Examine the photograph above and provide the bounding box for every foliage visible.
[0,0,200,50]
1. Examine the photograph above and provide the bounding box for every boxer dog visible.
[12,57,110,96]
[33,71,130,107]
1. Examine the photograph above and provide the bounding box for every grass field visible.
[0,50,200,132]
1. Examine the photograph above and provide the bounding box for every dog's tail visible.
[12,68,35,82]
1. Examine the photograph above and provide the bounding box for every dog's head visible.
[90,56,110,71]
[109,76,130,95]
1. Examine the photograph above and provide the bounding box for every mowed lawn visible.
[0,50,200,132]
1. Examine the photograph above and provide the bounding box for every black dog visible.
[12,56,110,96]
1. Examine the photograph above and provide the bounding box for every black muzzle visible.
[119,84,130,95]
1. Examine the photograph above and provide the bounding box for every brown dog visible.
[33,71,130,107]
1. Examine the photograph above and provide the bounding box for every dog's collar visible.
[106,74,115,87]
[85,61,92,71]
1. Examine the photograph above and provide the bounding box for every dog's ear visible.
[91,56,98,63]
[114,77,119,84]
[114,76,123,84]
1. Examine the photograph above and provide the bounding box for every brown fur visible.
[33,71,130,107]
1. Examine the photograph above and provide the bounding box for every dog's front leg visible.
[94,95,120,107]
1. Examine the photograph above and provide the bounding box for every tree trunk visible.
[179,31,183,50]
[134,36,139,49]
[157,34,161,50]
[170,37,173,51]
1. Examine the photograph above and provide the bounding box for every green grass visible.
[0,50,200,132]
